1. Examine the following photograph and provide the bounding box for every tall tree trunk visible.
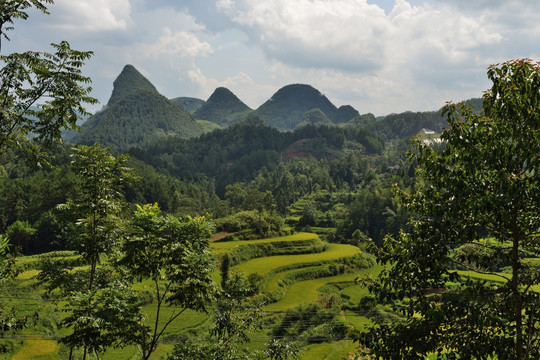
[511,217,523,359]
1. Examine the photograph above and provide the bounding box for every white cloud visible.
[216,0,502,76]
[211,0,507,113]
[217,0,388,72]
[139,27,213,59]
[50,0,131,32]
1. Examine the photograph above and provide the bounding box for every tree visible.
[60,144,134,290]
[60,280,143,359]
[0,235,15,281]
[119,203,216,360]
[358,59,540,359]
[46,145,137,360]
[1,1,97,159]
[1,1,96,351]
[5,220,35,253]
[0,235,28,353]
[265,338,301,360]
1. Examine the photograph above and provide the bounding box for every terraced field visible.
[213,233,376,359]
[236,243,361,275]
[7,232,375,359]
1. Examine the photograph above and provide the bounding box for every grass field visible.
[264,265,382,312]
[301,340,358,360]
[211,232,320,252]
[12,339,59,360]
[236,243,361,275]
[264,273,358,311]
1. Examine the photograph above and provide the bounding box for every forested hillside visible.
[194,87,252,125]
[252,84,339,130]
[129,117,386,195]
[70,65,204,150]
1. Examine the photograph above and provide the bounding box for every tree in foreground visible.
[358,59,540,359]
[0,0,97,160]
[119,203,216,360]
[1,0,96,352]
[39,145,139,360]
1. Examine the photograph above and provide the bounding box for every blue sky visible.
[5,0,540,115]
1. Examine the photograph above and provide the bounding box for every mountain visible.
[71,65,203,151]
[193,87,252,126]
[170,97,206,113]
[334,105,360,124]
[252,84,338,130]
[108,64,158,106]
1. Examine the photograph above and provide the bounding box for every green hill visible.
[71,65,203,150]
[193,87,252,126]
[334,105,360,124]
[252,84,338,130]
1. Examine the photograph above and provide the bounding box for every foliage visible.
[363,98,482,141]
[59,144,134,290]
[59,281,142,357]
[168,270,265,360]
[5,220,35,253]
[335,184,409,244]
[333,105,360,124]
[359,59,540,359]
[215,210,284,239]
[119,203,216,360]
[265,338,301,360]
[0,144,222,253]
[0,235,16,281]
[296,108,333,128]
[0,0,97,159]
[107,64,158,106]
[0,1,96,353]
[170,96,205,113]
[0,235,26,352]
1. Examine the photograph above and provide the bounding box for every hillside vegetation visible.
[252,84,338,130]
[70,65,204,151]
[194,87,252,126]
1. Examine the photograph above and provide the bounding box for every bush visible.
[215,210,283,239]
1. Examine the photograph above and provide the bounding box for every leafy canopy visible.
[359,59,540,359]
[0,0,97,159]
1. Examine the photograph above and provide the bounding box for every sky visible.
[4,0,540,116]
